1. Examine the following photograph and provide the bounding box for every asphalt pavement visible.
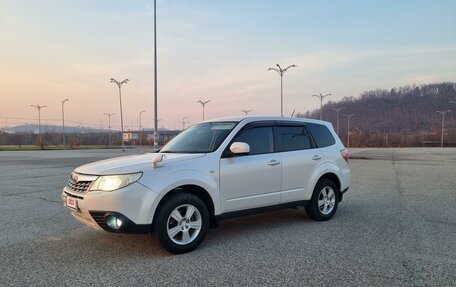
[0,148,455,286]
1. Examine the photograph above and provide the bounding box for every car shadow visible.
[34,208,317,260]
[203,208,313,245]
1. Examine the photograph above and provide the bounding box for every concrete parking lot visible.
[0,148,455,286]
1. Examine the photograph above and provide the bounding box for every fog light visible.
[106,215,122,230]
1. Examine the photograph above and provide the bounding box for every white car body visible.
[62,116,351,252]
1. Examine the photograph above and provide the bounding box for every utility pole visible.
[313,93,332,120]
[30,104,47,149]
[139,110,146,147]
[103,113,115,146]
[436,110,451,148]
[241,109,252,116]
[343,114,355,148]
[62,99,69,146]
[196,100,210,121]
[384,130,389,148]
[181,117,188,130]
[110,78,129,151]
[332,107,345,136]
[268,64,297,117]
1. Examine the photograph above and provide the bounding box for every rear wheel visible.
[155,193,209,254]
[305,179,339,221]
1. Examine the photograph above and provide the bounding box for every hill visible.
[299,82,456,147]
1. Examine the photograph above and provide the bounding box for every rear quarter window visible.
[306,123,336,148]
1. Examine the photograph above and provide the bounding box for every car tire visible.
[155,193,209,254]
[305,178,339,221]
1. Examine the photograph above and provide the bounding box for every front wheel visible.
[155,193,209,254]
[305,179,339,221]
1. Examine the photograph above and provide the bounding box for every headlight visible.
[89,172,142,192]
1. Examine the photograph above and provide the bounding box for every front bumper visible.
[62,182,158,233]
[89,211,151,233]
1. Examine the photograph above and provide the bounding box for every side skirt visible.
[214,200,310,225]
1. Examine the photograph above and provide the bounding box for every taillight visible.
[340,149,349,163]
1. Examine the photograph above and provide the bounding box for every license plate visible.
[66,197,78,210]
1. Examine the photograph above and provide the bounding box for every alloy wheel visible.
[318,186,336,215]
[166,204,202,245]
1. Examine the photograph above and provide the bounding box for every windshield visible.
[160,122,238,153]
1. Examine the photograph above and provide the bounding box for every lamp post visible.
[436,110,451,148]
[24,122,29,146]
[181,117,188,130]
[241,109,252,115]
[139,110,146,147]
[332,107,345,136]
[196,100,210,121]
[343,114,355,148]
[30,104,47,148]
[110,78,129,151]
[268,64,297,117]
[103,113,115,146]
[61,99,69,146]
[153,0,159,151]
[313,93,332,120]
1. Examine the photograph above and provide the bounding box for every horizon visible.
[1,0,456,131]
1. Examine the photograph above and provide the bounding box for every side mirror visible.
[230,142,250,155]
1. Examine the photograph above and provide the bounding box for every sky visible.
[1,0,455,131]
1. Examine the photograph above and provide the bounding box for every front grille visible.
[67,178,93,193]
[64,191,84,199]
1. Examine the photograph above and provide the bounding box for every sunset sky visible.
[1,0,455,131]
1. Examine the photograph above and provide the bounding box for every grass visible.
[0,145,127,151]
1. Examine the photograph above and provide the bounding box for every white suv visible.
[62,116,351,254]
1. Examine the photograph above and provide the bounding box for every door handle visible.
[267,160,281,166]
[312,155,322,161]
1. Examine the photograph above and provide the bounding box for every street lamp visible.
[139,110,146,147]
[103,113,115,146]
[343,114,355,148]
[181,117,188,130]
[436,110,451,148]
[30,104,47,148]
[313,93,332,120]
[332,107,345,136]
[196,100,210,121]
[62,99,69,146]
[153,0,159,152]
[241,109,252,115]
[268,64,297,117]
[110,78,129,151]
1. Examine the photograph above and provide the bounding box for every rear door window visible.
[277,126,312,152]
[306,123,336,148]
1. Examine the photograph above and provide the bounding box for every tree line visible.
[298,82,456,147]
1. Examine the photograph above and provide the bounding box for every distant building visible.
[123,132,139,143]
[123,130,181,145]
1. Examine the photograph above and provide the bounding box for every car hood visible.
[74,153,205,175]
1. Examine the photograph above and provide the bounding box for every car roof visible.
[208,115,331,126]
